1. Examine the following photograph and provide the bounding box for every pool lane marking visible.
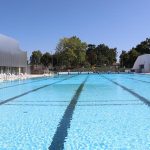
[134,73,150,78]
[127,77,150,84]
[0,76,56,90]
[0,75,77,106]
[100,75,150,107]
[5,103,143,106]
[9,99,139,103]
[49,76,88,150]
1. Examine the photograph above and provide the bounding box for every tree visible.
[41,52,51,68]
[86,44,117,66]
[55,36,87,68]
[135,38,150,54]
[119,38,150,68]
[52,54,58,67]
[86,44,97,66]
[30,50,42,65]
[120,51,129,68]
[127,49,139,68]
[96,44,117,66]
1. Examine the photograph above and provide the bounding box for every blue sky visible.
[0,0,150,59]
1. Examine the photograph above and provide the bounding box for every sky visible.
[0,0,150,59]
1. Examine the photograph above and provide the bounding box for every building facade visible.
[132,54,150,73]
[0,34,27,74]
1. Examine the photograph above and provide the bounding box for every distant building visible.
[0,34,27,74]
[132,54,150,73]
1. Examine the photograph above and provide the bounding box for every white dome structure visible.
[132,54,150,73]
[0,34,27,74]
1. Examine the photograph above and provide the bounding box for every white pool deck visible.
[0,73,54,82]
[0,72,150,82]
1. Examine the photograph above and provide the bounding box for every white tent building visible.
[133,54,150,73]
[0,34,27,74]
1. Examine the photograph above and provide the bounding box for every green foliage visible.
[55,36,87,68]
[29,36,120,70]
[30,50,42,65]
[29,37,150,71]
[120,51,129,67]
[86,44,117,66]
[135,38,150,54]
[86,44,97,65]
[119,38,150,68]
[41,52,51,67]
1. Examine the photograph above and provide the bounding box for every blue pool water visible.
[0,74,150,150]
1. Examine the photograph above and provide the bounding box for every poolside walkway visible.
[0,73,54,82]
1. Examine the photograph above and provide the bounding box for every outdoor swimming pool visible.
[0,73,150,150]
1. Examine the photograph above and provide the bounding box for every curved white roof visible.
[0,34,22,53]
[133,54,150,72]
[133,54,150,68]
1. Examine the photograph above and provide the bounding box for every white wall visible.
[133,54,150,73]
